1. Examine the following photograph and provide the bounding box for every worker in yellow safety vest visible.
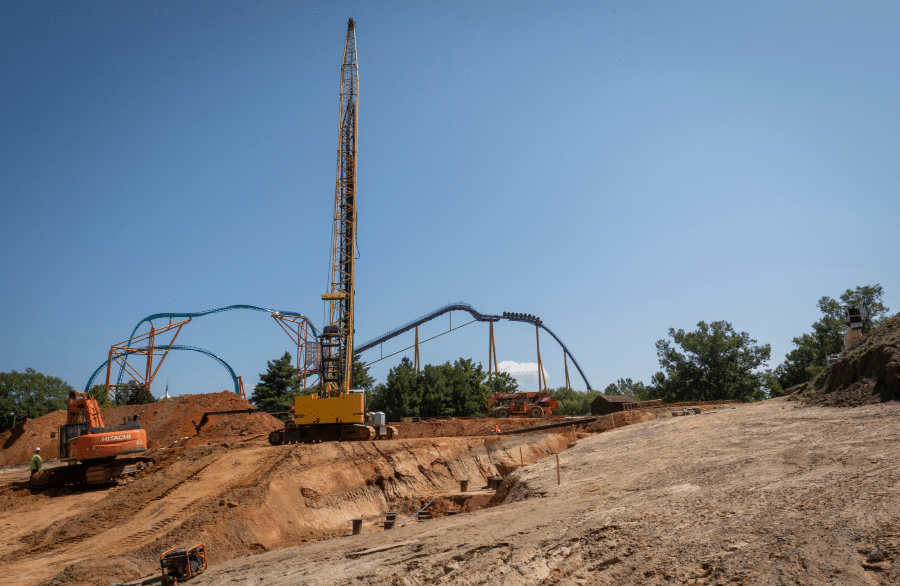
[29,447,42,481]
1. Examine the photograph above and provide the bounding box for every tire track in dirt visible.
[118,446,297,562]
[4,450,222,562]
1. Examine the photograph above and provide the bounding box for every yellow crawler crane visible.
[269,19,395,445]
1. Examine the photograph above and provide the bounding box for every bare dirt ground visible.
[5,397,898,586]
[2,314,898,586]
[130,397,899,586]
[0,427,571,586]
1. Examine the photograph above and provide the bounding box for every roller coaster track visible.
[125,305,319,341]
[85,345,241,394]
[113,305,318,389]
[355,302,593,390]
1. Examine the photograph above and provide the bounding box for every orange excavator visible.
[34,390,150,486]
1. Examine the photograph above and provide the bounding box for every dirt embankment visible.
[794,313,900,407]
[0,392,283,466]
[188,398,900,586]
[0,433,569,586]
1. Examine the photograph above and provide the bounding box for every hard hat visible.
[35,447,40,452]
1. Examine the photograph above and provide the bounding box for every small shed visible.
[590,394,636,416]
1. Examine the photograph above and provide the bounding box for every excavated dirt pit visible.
[0,392,677,586]
[0,432,573,586]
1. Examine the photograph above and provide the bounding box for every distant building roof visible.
[594,394,636,403]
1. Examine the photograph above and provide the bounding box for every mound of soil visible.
[1,433,569,586]
[794,313,900,407]
[394,416,591,438]
[0,392,282,466]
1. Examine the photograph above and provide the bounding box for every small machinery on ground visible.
[160,544,208,585]
[487,391,559,419]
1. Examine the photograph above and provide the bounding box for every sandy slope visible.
[0,433,570,586]
[180,398,900,586]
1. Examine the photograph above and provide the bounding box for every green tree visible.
[775,285,891,388]
[602,378,651,401]
[485,372,519,395]
[0,368,72,431]
[419,363,454,417]
[115,380,158,405]
[444,358,489,417]
[368,357,492,421]
[369,357,419,421]
[89,384,112,408]
[839,284,891,332]
[351,353,376,391]
[250,352,300,415]
[651,321,771,403]
[550,387,599,415]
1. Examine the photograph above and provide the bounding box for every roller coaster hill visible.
[86,301,594,405]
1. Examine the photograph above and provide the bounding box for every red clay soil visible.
[0,433,570,586]
[393,415,597,439]
[0,392,590,468]
[792,313,900,407]
[0,392,283,466]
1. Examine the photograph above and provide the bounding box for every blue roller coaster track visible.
[125,305,319,342]
[104,305,317,393]
[91,302,592,397]
[85,345,241,395]
[356,301,593,390]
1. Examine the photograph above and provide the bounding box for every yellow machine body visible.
[294,392,364,425]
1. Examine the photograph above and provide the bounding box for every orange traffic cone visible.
[492,423,500,434]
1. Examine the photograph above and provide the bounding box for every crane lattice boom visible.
[322,18,358,394]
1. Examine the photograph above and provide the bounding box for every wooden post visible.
[519,446,524,468]
[556,453,560,486]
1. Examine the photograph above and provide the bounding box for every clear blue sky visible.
[2,0,898,397]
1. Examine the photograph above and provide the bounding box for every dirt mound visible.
[793,313,900,407]
[174,399,900,586]
[394,416,590,438]
[0,433,568,586]
[0,392,282,466]
[0,410,67,467]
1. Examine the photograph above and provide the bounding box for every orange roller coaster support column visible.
[104,317,191,402]
[272,314,319,391]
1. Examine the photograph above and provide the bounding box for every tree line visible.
[598,284,890,404]
[4,284,890,429]
[0,370,157,433]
